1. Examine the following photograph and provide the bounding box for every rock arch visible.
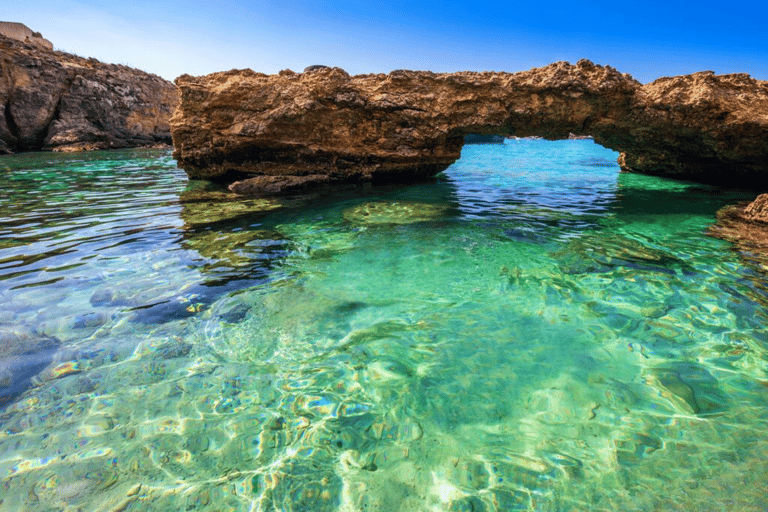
[170,60,768,194]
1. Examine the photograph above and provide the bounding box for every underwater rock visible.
[219,303,251,323]
[644,362,728,415]
[343,201,449,225]
[129,298,206,324]
[156,341,193,359]
[553,235,695,276]
[72,312,108,329]
[89,288,135,307]
[0,327,61,406]
[179,187,282,226]
[172,60,768,193]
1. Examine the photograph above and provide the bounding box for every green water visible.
[0,142,767,511]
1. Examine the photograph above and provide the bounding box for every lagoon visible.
[1,140,767,511]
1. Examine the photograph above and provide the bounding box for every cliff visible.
[0,30,178,154]
[0,21,53,50]
[170,61,768,194]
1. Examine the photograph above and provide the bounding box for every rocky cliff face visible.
[171,60,768,194]
[0,32,178,154]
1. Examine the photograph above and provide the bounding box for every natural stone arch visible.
[170,60,768,194]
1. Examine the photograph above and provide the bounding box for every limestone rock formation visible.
[0,21,53,51]
[741,193,768,224]
[709,194,768,270]
[171,60,768,194]
[0,30,178,154]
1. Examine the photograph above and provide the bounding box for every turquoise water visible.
[0,141,767,511]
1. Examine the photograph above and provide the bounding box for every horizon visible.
[5,1,768,84]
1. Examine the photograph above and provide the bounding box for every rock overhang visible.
[170,60,768,194]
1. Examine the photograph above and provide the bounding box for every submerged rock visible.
[171,60,768,193]
[343,201,449,225]
[553,235,696,276]
[0,326,61,406]
[129,297,206,325]
[219,303,251,323]
[644,363,727,415]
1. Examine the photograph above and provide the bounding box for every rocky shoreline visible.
[709,194,768,267]
[0,28,178,154]
[3,23,768,255]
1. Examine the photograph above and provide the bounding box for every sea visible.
[0,139,767,511]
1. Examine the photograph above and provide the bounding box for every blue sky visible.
[5,1,767,83]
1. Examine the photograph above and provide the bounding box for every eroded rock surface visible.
[709,194,768,267]
[171,60,768,194]
[0,31,178,154]
[0,21,53,51]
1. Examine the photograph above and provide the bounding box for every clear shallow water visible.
[0,142,767,511]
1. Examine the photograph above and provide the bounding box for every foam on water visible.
[0,143,767,511]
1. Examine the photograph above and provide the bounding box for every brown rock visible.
[741,193,768,223]
[0,31,178,153]
[708,194,768,270]
[170,60,768,194]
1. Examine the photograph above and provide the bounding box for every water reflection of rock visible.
[125,184,295,324]
[180,189,288,275]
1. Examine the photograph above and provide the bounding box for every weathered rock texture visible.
[0,31,178,154]
[709,194,768,270]
[171,60,768,194]
[0,21,53,50]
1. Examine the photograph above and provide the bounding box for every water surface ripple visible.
[0,142,767,511]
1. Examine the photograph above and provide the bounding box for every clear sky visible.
[5,0,767,84]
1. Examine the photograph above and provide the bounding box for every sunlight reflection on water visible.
[0,143,767,511]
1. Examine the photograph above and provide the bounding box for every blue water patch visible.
[0,144,766,511]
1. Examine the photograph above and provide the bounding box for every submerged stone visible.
[553,235,696,276]
[129,298,206,324]
[219,303,251,324]
[72,312,108,329]
[343,201,449,225]
[0,327,61,406]
[645,362,728,415]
